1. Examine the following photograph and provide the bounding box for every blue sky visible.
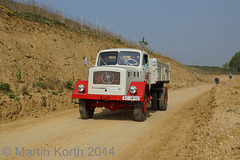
[34,0,240,66]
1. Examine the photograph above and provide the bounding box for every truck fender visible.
[128,82,150,101]
[73,80,88,94]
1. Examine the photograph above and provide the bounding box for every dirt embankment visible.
[185,78,240,159]
[123,78,240,160]
[0,79,239,159]
[0,7,210,122]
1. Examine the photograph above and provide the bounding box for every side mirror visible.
[84,58,87,65]
[152,58,157,66]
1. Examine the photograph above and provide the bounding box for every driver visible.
[101,55,116,65]
[103,56,109,65]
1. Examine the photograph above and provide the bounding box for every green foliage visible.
[22,85,29,95]
[139,37,148,46]
[58,86,63,94]
[65,80,73,90]
[0,82,3,90]
[52,91,58,95]
[227,107,236,112]
[38,77,44,81]
[222,63,229,69]
[9,93,15,99]
[188,65,236,75]
[115,39,124,44]
[229,51,240,72]
[16,67,21,81]
[0,83,11,91]
[37,81,46,89]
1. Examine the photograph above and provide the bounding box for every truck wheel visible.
[151,91,159,110]
[133,93,147,122]
[159,88,168,111]
[79,99,94,119]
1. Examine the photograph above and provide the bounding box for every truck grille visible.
[93,71,120,85]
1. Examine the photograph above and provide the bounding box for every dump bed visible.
[149,58,170,84]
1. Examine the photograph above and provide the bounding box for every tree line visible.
[223,51,240,72]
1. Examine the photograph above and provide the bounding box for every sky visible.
[33,0,240,66]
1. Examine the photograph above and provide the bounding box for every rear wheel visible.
[79,99,94,119]
[159,88,168,111]
[151,91,159,110]
[133,93,147,122]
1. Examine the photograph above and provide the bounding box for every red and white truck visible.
[72,48,170,121]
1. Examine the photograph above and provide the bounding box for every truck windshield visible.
[118,52,140,66]
[97,52,118,66]
[97,51,140,66]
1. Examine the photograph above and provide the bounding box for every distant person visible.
[214,77,219,84]
[229,72,232,79]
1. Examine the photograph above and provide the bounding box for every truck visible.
[72,48,170,121]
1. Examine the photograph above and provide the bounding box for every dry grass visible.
[0,0,147,51]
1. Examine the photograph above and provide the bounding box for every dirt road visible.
[0,84,212,160]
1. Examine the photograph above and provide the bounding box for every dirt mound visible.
[0,8,210,122]
[185,78,240,159]
[119,78,239,159]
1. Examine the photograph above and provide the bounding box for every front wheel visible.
[133,93,147,122]
[79,99,94,119]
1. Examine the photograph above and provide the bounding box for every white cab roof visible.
[99,48,148,55]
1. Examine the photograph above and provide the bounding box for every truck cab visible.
[88,48,150,96]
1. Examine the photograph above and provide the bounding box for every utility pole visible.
[81,14,83,30]
[96,20,98,34]
[38,0,40,14]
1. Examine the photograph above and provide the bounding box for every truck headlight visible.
[130,86,137,94]
[78,84,85,92]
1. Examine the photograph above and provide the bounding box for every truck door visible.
[142,54,150,84]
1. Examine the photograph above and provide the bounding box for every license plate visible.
[122,96,140,101]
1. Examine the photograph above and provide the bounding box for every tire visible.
[133,93,147,122]
[133,102,146,122]
[159,88,168,111]
[151,91,159,110]
[79,99,94,119]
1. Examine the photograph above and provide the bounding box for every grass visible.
[65,80,73,90]
[0,82,20,102]
[0,0,142,52]
[188,65,239,75]
[227,107,236,112]
[0,82,10,91]
[33,77,73,94]
[22,85,29,95]
[0,0,165,60]
[36,81,46,89]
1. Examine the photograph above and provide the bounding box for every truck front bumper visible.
[72,93,143,101]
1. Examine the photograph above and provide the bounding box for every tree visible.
[229,51,240,72]
[139,37,148,49]
[222,62,229,69]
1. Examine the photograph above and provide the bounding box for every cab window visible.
[143,54,148,67]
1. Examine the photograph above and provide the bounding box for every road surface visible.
[0,84,212,160]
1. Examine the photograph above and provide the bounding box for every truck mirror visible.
[152,58,157,66]
[84,58,87,65]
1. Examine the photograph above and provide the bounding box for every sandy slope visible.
[0,9,212,122]
[0,84,212,160]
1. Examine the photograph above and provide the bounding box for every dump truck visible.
[72,48,170,121]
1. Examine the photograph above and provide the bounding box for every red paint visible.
[72,80,147,102]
